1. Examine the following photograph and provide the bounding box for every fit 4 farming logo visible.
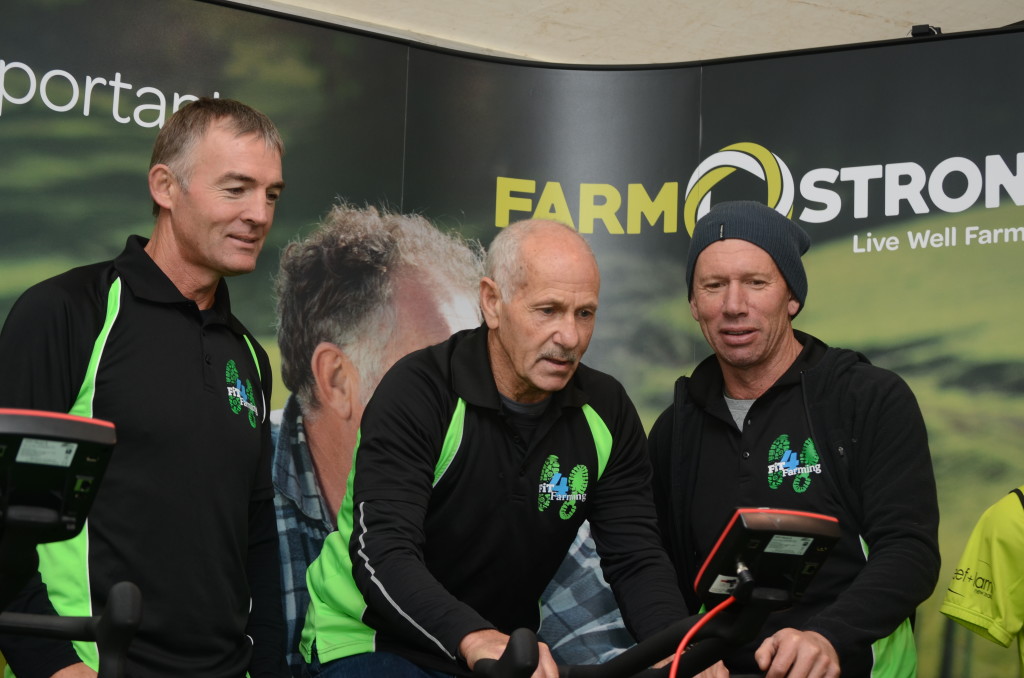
[538,454,589,520]
[494,142,1024,238]
[225,359,258,429]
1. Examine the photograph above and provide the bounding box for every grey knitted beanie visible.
[685,200,811,315]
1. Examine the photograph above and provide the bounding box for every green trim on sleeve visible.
[581,404,611,481]
[859,532,918,677]
[434,398,466,485]
[27,277,126,674]
[242,334,261,380]
[869,617,918,678]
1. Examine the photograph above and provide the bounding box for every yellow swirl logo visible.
[683,142,796,235]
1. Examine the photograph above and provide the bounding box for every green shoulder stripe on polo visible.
[582,404,611,481]
[243,334,261,379]
[25,277,126,675]
[434,398,466,485]
[69,277,122,419]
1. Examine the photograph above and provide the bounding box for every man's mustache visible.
[540,349,578,364]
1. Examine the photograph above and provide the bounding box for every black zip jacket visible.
[648,330,940,675]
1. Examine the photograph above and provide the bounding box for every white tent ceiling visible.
[235,0,1022,64]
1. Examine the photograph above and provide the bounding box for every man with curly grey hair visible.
[272,204,482,673]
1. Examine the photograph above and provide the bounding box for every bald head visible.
[486,220,598,301]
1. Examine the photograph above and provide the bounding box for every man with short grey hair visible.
[0,97,287,678]
[299,218,685,678]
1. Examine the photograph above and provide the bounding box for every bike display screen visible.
[694,508,841,608]
[0,408,116,543]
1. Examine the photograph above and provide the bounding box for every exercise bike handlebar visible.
[475,584,792,678]
[472,628,542,678]
[475,508,841,678]
[0,580,142,678]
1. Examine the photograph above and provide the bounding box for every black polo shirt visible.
[0,236,279,677]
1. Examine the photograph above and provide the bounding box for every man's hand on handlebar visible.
[754,629,840,678]
[460,628,559,678]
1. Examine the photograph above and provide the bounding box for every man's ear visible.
[479,277,502,330]
[310,342,359,420]
[148,164,176,212]
[788,294,801,319]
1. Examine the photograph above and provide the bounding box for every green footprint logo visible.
[768,434,789,489]
[793,438,819,494]
[245,378,257,429]
[538,455,591,519]
[226,360,242,414]
[767,434,820,493]
[559,465,590,520]
[538,454,559,511]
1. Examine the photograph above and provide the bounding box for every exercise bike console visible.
[0,408,140,678]
[0,408,116,545]
[479,507,841,678]
[695,507,840,608]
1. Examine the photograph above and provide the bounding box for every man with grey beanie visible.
[648,201,939,677]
